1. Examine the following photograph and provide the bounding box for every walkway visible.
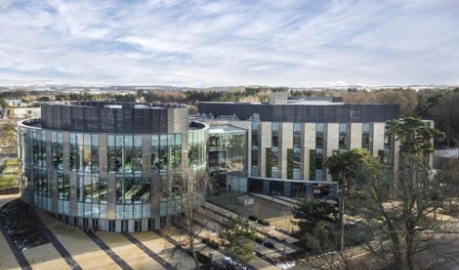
[29,209,81,270]
[0,194,28,270]
[1,194,292,270]
[35,211,122,270]
[130,231,196,270]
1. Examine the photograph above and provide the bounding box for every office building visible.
[18,101,208,232]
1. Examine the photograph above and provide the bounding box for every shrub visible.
[248,215,257,221]
[257,219,270,226]
[263,241,274,248]
[202,237,220,250]
[254,236,263,244]
[5,159,19,166]
[188,250,211,264]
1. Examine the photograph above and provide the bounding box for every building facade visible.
[18,101,208,232]
[199,95,401,198]
[208,124,248,193]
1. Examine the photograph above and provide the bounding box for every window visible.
[91,134,99,173]
[251,121,260,169]
[107,135,117,173]
[51,132,63,170]
[292,123,301,179]
[69,133,79,171]
[270,123,280,177]
[316,123,324,149]
[339,123,349,150]
[58,175,70,200]
[315,149,323,170]
[362,123,373,152]
[272,122,279,148]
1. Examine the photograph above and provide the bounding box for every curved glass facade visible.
[18,102,208,232]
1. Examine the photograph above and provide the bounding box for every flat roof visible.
[209,124,246,134]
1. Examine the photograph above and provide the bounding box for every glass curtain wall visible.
[315,123,325,181]
[379,124,391,163]
[293,123,301,180]
[251,121,260,176]
[362,123,373,153]
[188,131,207,169]
[51,132,63,171]
[31,130,51,210]
[74,133,100,218]
[208,125,247,192]
[339,123,349,152]
[152,134,182,173]
[271,122,280,178]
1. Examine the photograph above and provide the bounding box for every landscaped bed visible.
[0,199,49,250]
[0,174,19,194]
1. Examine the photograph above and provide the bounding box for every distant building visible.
[9,107,41,119]
[5,99,23,107]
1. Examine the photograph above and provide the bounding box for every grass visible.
[3,166,18,174]
[0,174,18,187]
[5,159,19,166]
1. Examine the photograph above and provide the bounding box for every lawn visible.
[3,166,18,175]
[5,159,19,166]
[0,174,18,189]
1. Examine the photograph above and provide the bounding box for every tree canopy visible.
[325,148,375,251]
[218,216,257,263]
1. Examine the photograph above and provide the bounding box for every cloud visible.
[0,0,457,87]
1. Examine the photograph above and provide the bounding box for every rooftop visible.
[209,124,246,134]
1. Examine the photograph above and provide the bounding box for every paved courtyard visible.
[0,194,300,270]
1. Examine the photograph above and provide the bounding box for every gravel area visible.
[0,199,49,250]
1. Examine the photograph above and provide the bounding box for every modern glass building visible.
[18,101,208,232]
[199,94,401,199]
[208,125,247,193]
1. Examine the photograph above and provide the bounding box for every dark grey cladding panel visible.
[198,102,400,123]
[41,102,188,133]
[167,107,188,133]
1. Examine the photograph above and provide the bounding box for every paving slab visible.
[175,221,277,270]
[0,194,28,270]
[204,201,300,244]
[132,231,196,270]
[36,211,121,270]
[163,226,227,263]
[203,203,300,255]
[23,243,69,270]
[0,194,20,207]
[0,228,21,270]
[96,231,162,270]
[246,256,279,270]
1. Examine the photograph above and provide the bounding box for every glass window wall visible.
[251,121,260,176]
[69,133,78,171]
[188,130,207,169]
[362,123,373,153]
[152,134,182,173]
[339,123,349,151]
[293,123,301,180]
[51,132,63,171]
[271,123,280,177]
[316,123,324,149]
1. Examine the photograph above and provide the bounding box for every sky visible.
[0,0,458,87]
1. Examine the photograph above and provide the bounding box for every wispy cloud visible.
[0,0,457,86]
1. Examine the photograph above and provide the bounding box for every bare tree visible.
[156,170,210,269]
